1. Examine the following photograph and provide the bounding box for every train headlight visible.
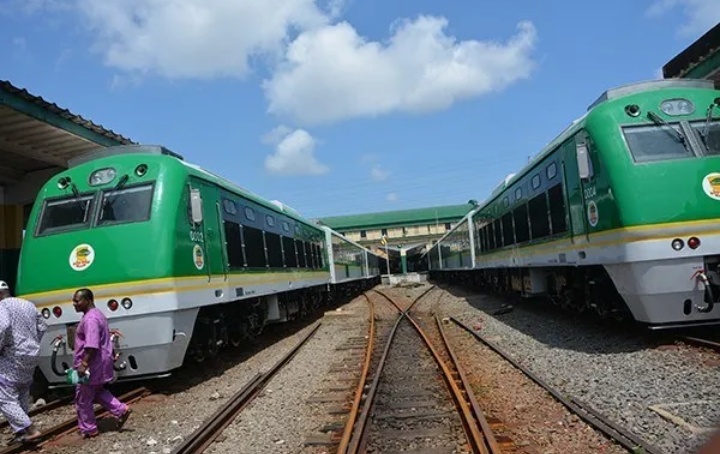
[41,308,50,319]
[57,177,71,189]
[89,168,116,186]
[121,298,133,310]
[52,306,62,318]
[625,104,641,117]
[671,238,684,251]
[108,299,119,311]
[688,237,701,249]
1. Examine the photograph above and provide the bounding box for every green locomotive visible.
[16,146,380,385]
[428,79,720,328]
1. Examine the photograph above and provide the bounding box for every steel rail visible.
[335,295,375,454]
[364,288,490,454]
[679,335,720,352]
[450,316,667,454]
[172,321,322,454]
[340,285,438,454]
[435,315,503,454]
[0,387,150,454]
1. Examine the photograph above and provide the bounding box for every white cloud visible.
[263,17,537,125]
[73,0,331,79]
[386,193,398,202]
[370,165,390,181]
[648,0,720,37]
[264,127,329,176]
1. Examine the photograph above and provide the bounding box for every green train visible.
[15,146,381,386]
[426,79,720,329]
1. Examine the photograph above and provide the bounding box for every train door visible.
[561,136,589,243]
[189,177,225,279]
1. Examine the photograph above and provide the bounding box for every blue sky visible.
[2,0,720,219]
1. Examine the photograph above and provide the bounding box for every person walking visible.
[0,280,45,444]
[71,288,131,438]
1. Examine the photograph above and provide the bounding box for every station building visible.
[318,203,476,272]
[663,21,720,81]
[0,80,134,291]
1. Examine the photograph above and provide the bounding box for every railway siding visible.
[424,284,720,454]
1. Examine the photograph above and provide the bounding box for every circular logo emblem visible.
[702,173,720,200]
[193,244,205,270]
[587,200,599,228]
[69,244,95,271]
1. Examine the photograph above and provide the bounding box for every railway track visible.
[0,386,150,454]
[336,287,502,454]
[448,316,667,454]
[171,321,322,454]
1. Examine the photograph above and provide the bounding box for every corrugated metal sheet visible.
[663,22,720,79]
[0,80,135,182]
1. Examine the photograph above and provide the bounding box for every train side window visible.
[244,207,255,221]
[266,232,283,268]
[242,226,266,268]
[515,187,522,201]
[531,174,541,190]
[266,215,276,228]
[513,205,530,243]
[224,221,245,268]
[548,184,567,234]
[493,218,503,248]
[501,213,514,245]
[546,162,558,180]
[503,197,509,209]
[283,236,298,267]
[528,193,550,239]
[282,221,290,232]
[296,240,307,268]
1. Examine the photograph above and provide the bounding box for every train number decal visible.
[583,185,597,200]
[190,230,205,243]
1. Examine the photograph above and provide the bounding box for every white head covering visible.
[0,281,8,291]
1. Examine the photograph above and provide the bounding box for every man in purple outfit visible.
[72,288,131,438]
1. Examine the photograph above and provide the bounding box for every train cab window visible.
[690,121,720,156]
[546,162,558,180]
[531,174,541,189]
[37,194,95,235]
[97,184,154,226]
[244,207,255,221]
[623,124,694,162]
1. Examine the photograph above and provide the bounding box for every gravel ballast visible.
[418,283,720,454]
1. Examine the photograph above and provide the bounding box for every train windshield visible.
[97,184,154,226]
[623,123,695,163]
[690,120,720,156]
[37,195,94,235]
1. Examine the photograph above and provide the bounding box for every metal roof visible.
[663,22,720,80]
[0,80,134,184]
[318,203,475,231]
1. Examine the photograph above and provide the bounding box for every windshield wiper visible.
[99,174,129,220]
[68,182,90,223]
[698,102,719,151]
[647,111,688,149]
